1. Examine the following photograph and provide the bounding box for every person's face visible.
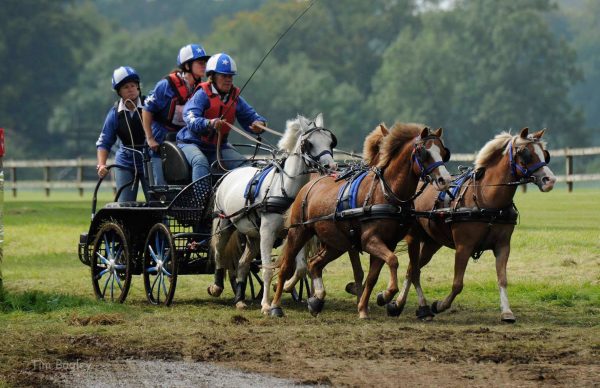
[214,73,233,93]
[190,59,207,79]
[118,81,139,101]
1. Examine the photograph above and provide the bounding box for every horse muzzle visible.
[533,170,556,192]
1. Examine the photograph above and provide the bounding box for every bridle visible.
[298,126,337,172]
[411,135,451,182]
[508,140,550,179]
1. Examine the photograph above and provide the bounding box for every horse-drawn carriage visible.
[77,115,336,307]
[77,139,278,305]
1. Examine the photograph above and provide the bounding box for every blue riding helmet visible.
[177,44,210,66]
[206,53,237,76]
[112,66,140,91]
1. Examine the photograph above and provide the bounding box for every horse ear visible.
[378,123,389,136]
[431,127,443,137]
[519,127,529,138]
[532,128,546,139]
[420,127,430,138]
[314,113,324,127]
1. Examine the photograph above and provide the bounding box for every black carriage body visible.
[79,175,216,276]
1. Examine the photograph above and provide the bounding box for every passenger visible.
[143,43,210,185]
[177,53,267,181]
[96,66,148,202]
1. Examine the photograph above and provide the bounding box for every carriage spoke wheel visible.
[91,222,132,303]
[143,223,177,306]
[291,275,312,303]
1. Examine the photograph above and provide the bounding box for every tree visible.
[48,24,196,157]
[204,0,419,148]
[371,0,583,151]
[560,0,600,134]
[0,0,102,157]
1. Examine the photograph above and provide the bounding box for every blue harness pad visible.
[336,171,368,212]
[437,169,473,202]
[244,165,275,202]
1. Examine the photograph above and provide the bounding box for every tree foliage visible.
[0,0,595,159]
[0,0,102,157]
[372,0,583,151]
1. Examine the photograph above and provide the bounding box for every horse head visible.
[411,127,452,191]
[293,113,337,171]
[510,127,556,192]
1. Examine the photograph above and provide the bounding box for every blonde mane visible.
[363,124,388,165]
[376,122,427,168]
[474,131,545,169]
[277,118,303,152]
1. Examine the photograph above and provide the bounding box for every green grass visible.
[1,189,599,385]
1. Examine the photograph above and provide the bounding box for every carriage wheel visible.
[291,274,312,303]
[91,222,132,303]
[247,259,264,301]
[143,223,177,306]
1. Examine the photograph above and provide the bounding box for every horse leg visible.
[411,239,441,320]
[233,236,260,309]
[208,218,235,297]
[431,244,472,315]
[283,245,308,292]
[357,255,385,319]
[258,214,284,314]
[270,226,313,317]
[362,237,399,308]
[305,245,343,316]
[344,250,365,304]
[494,242,515,323]
[390,232,421,317]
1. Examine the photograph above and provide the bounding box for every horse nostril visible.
[437,177,446,186]
[542,176,550,185]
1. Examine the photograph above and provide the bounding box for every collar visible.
[211,83,231,103]
[118,97,142,113]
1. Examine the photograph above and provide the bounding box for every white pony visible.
[210,113,337,313]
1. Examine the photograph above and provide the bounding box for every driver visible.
[177,53,267,181]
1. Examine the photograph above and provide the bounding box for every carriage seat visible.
[160,141,192,185]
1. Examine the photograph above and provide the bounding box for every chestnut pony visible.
[396,128,556,322]
[270,124,452,318]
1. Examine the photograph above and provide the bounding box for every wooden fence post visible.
[43,164,51,197]
[77,157,84,197]
[565,148,573,193]
[11,167,16,197]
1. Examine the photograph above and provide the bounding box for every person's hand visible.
[209,118,226,134]
[97,164,109,178]
[250,121,265,134]
[147,137,160,152]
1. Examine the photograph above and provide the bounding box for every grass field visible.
[1,189,599,386]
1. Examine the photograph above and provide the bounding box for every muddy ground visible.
[8,311,599,387]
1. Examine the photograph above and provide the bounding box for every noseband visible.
[508,140,548,178]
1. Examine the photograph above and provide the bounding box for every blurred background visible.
[0,0,598,168]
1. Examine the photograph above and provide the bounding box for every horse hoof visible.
[386,301,404,317]
[376,292,387,306]
[270,307,284,318]
[501,312,516,323]
[235,301,247,310]
[431,300,440,314]
[207,285,223,298]
[416,305,435,320]
[345,282,358,296]
[307,297,324,316]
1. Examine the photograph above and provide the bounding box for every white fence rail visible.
[2,147,600,197]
